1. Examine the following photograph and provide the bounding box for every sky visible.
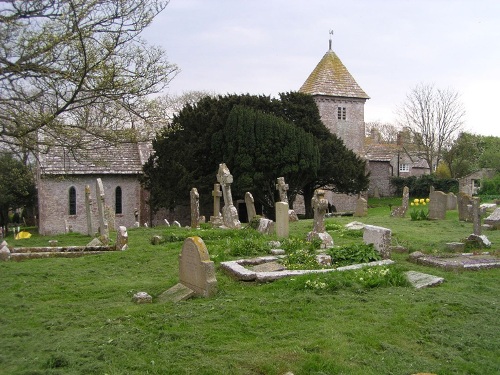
[142,0,500,137]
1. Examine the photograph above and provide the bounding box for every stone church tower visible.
[299,36,369,155]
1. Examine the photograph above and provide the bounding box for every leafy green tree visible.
[478,136,500,171]
[143,92,368,219]
[0,154,36,232]
[442,132,484,178]
[0,0,178,157]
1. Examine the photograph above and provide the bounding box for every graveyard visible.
[1,196,499,374]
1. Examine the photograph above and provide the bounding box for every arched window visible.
[69,186,76,215]
[115,186,122,214]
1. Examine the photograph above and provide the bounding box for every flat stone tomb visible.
[221,256,394,283]
[409,251,500,270]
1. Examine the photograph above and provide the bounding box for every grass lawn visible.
[1,198,499,374]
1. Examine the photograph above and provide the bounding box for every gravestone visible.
[116,226,128,251]
[484,207,500,229]
[105,205,115,232]
[353,197,368,217]
[190,187,200,229]
[306,189,333,248]
[275,201,289,238]
[95,178,109,242]
[245,192,257,222]
[391,186,409,217]
[428,191,447,220]
[472,197,482,235]
[216,163,241,229]
[158,237,217,302]
[173,220,181,227]
[363,225,391,259]
[209,183,223,227]
[164,219,170,227]
[446,192,457,210]
[84,185,93,235]
[0,241,10,261]
[458,192,473,222]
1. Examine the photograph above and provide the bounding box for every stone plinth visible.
[275,202,289,238]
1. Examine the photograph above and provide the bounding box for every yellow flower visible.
[414,198,419,203]
[411,202,415,206]
[415,202,419,206]
[422,202,426,206]
[419,198,425,203]
[426,198,430,203]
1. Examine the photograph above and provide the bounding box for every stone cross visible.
[244,192,257,222]
[190,187,200,229]
[276,177,289,203]
[216,163,241,229]
[212,183,222,217]
[84,185,93,236]
[312,189,328,233]
[95,178,109,241]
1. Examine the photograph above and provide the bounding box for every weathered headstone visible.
[391,186,409,217]
[0,243,10,261]
[428,190,447,220]
[84,185,93,236]
[276,177,289,203]
[484,207,500,229]
[104,205,115,232]
[363,225,391,259]
[173,220,181,227]
[244,192,257,222]
[116,226,128,251]
[472,197,481,235]
[216,163,241,229]
[158,237,217,302]
[446,192,457,210]
[353,196,368,217]
[458,192,473,222]
[190,187,200,229]
[306,189,333,248]
[132,292,152,304]
[275,201,289,238]
[254,218,274,235]
[164,219,170,227]
[95,178,109,242]
[210,183,223,227]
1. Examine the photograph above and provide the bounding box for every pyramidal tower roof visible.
[299,37,369,99]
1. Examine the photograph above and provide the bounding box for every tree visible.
[0,0,178,157]
[442,132,484,178]
[365,121,402,143]
[397,83,465,171]
[142,92,368,219]
[0,153,36,232]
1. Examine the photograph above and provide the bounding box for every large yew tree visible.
[142,92,368,218]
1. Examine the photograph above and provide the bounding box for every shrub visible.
[328,243,381,267]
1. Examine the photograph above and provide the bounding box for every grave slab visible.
[405,271,444,289]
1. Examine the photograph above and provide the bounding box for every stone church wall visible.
[38,175,142,235]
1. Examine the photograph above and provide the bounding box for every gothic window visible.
[399,164,410,173]
[337,107,346,120]
[69,186,76,215]
[115,186,122,214]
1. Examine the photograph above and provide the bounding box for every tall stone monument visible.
[95,178,109,242]
[391,186,409,218]
[84,185,93,236]
[245,192,257,222]
[216,163,241,229]
[209,183,223,227]
[190,187,200,229]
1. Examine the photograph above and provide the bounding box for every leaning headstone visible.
[164,219,170,227]
[84,185,93,236]
[306,189,333,248]
[95,178,109,242]
[116,226,128,251]
[391,186,409,217]
[363,225,391,259]
[353,197,368,217]
[0,244,10,261]
[209,183,223,227]
[190,187,200,229]
[275,201,289,238]
[158,237,217,302]
[428,191,447,220]
[484,207,500,229]
[245,192,257,222]
[446,192,457,210]
[458,192,473,222]
[173,220,181,227]
[216,163,241,229]
[254,218,274,235]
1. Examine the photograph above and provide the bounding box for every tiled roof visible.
[38,140,152,175]
[299,49,369,99]
[365,143,398,162]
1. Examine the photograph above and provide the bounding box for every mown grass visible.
[1,199,499,374]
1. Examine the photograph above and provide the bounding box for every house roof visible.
[365,143,397,162]
[38,140,152,175]
[299,48,369,99]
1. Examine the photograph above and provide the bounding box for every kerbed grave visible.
[409,251,500,270]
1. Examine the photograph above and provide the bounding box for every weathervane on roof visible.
[329,29,333,50]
